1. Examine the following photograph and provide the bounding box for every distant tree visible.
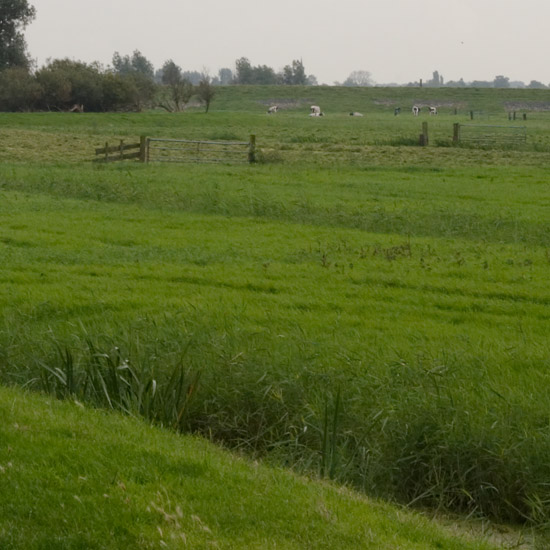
[527,80,547,89]
[235,57,253,84]
[159,59,194,111]
[0,66,41,110]
[493,75,510,88]
[34,59,105,111]
[0,0,36,71]
[218,68,233,85]
[182,70,202,85]
[111,51,156,110]
[427,70,443,87]
[234,57,308,85]
[112,50,154,80]
[445,78,466,87]
[280,59,307,85]
[100,73,137,111]
[291,59,306,85]
[306,74,318,86]
[342,70,374,87]
[197,74,215,113]
[470,80,492,88]
[281,64,294,85]
[234,58,279,84]
[252,64,278,84]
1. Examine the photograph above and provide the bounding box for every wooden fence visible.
[95,137,147,162]
[452,123,527,147]
[95,135,256,164]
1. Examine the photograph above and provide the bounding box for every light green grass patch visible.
[0,385,503,549]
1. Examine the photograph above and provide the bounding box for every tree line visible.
[2,2,549,113]
[0,2,319,112]
[406,71,549,90]
[0,53,214,113]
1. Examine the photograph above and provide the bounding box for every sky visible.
[24,0,550,86]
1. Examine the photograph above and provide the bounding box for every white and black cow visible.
[309,105,324,116]
[412,105,420,116]
[267,105,279,114]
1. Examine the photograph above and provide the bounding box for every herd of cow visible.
[267,105,438,116]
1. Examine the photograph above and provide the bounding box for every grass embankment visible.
[1,94,550,532]
[2,384,504,549]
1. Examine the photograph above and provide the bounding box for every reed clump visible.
[3,319,550,526]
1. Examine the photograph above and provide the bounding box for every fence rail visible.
[94,135,256,164]
[453,123,527,147]
[147,137,254,164]
[94,138,146,162]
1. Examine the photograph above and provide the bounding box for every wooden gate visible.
[146,135,256,164]
[95,135,256,164]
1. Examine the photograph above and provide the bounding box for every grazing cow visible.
[412,105,420,116]
[394,107,401,116]
[267,105,279,114]
[349,112,363,117]
[310,105,324,116]
[429,106,438,115]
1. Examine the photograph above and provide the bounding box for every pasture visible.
[1,86,550,528]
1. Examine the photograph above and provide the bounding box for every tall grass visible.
[2,314,550,526]
[2,102,550,527]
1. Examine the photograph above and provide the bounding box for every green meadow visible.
[1,384,508,549]
[1,86,550,537]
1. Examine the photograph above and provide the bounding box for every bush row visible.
[0,59,158,112]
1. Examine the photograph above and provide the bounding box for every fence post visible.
[419,122,428,146]
[248,134,256,163]
[470,111,474,120]
[139,135,147,163]
[119,140,124,160]
[453,123,460,144]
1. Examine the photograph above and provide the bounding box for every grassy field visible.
[1,86,550,534]
[1,384,510,549]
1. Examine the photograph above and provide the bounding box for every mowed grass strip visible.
[1,384,504,549]
[1,188,548,368]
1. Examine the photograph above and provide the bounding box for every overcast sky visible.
[24,0,550,85]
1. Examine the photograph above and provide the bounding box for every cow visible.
[349,112,363,117]
[267,105,279,114]
[429,106,438,115]
[310,105,324,116]
[69,104,84,113]
[394,107,401,116]
[412,105,420,116]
